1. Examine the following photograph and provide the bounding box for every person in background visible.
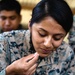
[0,0,74,75]
[0,0,24,33]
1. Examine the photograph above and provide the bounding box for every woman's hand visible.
[6,52,39,75]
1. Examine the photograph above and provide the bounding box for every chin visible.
[39,53,49,58]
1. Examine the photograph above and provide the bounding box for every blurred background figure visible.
[0,0,24,33]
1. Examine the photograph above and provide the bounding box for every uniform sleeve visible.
[0,34,9,75]
[0,69,6,75]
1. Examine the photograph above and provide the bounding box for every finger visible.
[27,63,37,75]
[27,52,39,67]
[29,63,37,72]
[30,69,36,75]
[26,52,39,62]
[25,54,34,62]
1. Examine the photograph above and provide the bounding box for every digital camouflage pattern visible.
[68,16,75,51]
[0,30,74,75]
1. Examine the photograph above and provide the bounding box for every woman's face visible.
[29,16,66,57]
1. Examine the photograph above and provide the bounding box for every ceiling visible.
[18,0,75,14]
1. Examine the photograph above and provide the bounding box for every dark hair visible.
[0,0,21,15]
[30,0,73,33]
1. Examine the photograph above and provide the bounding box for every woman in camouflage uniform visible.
[0,0,74,75]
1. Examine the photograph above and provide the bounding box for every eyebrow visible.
[54,34,65,37]
[0,15,16,17]
[0,15,16,19]
[39,28,48,33]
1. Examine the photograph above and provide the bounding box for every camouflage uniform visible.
[0,30,74,75]
[68,16,75,51]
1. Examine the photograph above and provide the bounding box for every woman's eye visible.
[54,38,61,41]
[54,36,63,41]
[39,33,46,37]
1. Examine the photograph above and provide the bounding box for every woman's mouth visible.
[42,49,52,54]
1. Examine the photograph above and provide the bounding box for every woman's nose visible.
[44,36,52,48]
